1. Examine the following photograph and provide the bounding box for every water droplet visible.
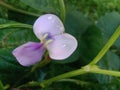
[48,16,52,20]
[62,44,66,48]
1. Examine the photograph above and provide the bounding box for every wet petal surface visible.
[47,33,78,60]
[12,42,45,66]
[33,14,64,40]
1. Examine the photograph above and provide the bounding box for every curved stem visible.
[59,79,95,86]
[58,78,120,87]
[58,0,66,22]
[18,65,120,88]
[58,79,114,87]
[0,23,32,29]
[19,68,86,88]
[0,0,39,17]
[40,68,86,87]
[89,26,120,65]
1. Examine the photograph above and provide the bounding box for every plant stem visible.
[0,0,39,17]
[0,23,32,29]
[31,53,51,72]
[59,79,95,86]
[90,67,120,77]
[19,68,87,88]
[19,65,120,88]
[40,68,86,87]
[58,0,66,22]
[89,26,120,65]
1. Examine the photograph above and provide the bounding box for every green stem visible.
[90,67,120,77]
[19,68,86,88]
[83,65,120,77]
[0,0,39,17]
[0,23,32,29]
[59,79,95,86]
[58,0,66,22]
[89,26,120,65]
[19,65,120,88]
[58,78,120,87]
[31,53,51,72]
[40,68,86,87]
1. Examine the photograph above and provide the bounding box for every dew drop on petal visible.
[47,16,52,20]
[62,44,66,47]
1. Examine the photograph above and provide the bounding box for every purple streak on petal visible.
[12,42,45,66]
[43,32,55,41]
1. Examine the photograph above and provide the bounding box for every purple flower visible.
[12,14,78,66]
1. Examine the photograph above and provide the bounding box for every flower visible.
[12,14,78,66]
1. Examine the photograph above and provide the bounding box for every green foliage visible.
[0,0,120,90]
[80,25,103,63]
[94,12,120,88]
[20,0,60,13]
[0,18,36,85]
[97,12,120,46]
[0,80,9,90]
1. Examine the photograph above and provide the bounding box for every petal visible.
[33,14,64,40]
[12,42,45,66]
[46,33,78,60]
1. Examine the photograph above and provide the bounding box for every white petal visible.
[46,33,78,60]
[33,14,64,40]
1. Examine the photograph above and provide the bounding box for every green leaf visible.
[20,0,65,21]
[0,18,38,48]
[0,80,9,90]
[0,18,37,85]
[96,11,120,47]
[94,12,120,85]
[78,25,111,84]
[2,0,65,20]
[0,6,8,18]
[19,0,60,13]
[80,25,103,64]
[107,51,120,70]
[96,11,120,72]
[0,48,29,85]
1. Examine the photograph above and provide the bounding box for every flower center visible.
[41,33,53,46]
